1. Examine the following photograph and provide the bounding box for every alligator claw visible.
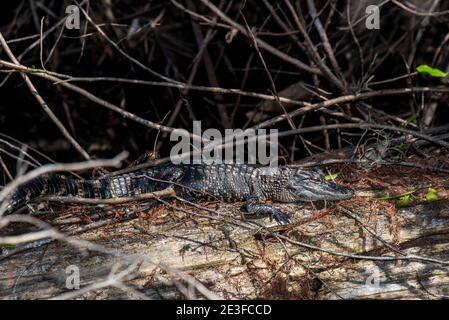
[269,209,292,225]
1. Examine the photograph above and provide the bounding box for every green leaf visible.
[401,112,419,128]
[425,187,440,202]
[325,173,339,181]
[416,64,448,78]
[397,142,408,151]
[397,194,411,208]
[31,64,36,70]
[0,244,16,250]
[373,189,416,201]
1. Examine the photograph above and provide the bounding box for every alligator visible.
[2,163,354,223]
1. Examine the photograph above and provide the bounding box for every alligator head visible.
[259,166,354,202]
[287,168,354,201]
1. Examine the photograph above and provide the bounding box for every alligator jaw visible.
[300,181,354,201]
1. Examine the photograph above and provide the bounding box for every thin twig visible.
[42,187,174,205]
[0,32,91,160]
[198,0,320,75]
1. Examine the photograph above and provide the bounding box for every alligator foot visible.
[242,202,292,224]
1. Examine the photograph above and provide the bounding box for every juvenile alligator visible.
[3,163,354,223]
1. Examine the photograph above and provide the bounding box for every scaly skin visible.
[3,163,354,223]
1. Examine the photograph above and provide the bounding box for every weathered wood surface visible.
[1,163,449,299]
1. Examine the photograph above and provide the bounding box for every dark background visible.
[0,0,448,169]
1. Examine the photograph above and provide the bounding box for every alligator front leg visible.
[242,200,292,224]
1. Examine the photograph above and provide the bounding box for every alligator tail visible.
[3,173,112,214]
[3,166,177,214]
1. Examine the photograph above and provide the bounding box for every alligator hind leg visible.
[242,200,292,224]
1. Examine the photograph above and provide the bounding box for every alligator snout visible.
[299,181,354,201]
[326,182,354,200]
